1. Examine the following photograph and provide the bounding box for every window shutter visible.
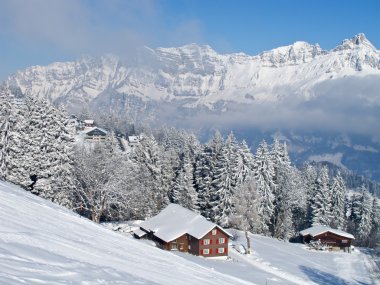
[201,249,203,255]
[216,239,219,244]
[210,249,212,254]
[201,240,203,245]
[210,239,212,244]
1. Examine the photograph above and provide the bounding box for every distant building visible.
[128,135,140,146]
[137,204,232,257]
[300,225,355,251]
[84,127,108,141]
[84,120,94,128]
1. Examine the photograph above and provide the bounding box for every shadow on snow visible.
[299,265,370,285]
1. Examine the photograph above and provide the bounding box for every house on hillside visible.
[128,135,140,146]
[84,120,94,128]
[300,225,355,251]
[84,127,108,141]
[137,204,232,257]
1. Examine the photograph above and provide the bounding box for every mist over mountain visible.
[4,33,380,180]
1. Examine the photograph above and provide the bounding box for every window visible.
[203,249,210,255]
[171,242,177,250]
[203,239,210,245]
[342,240,348,244]
[212,229,217,235]
[218,248,225,254]
[218,238,225,244]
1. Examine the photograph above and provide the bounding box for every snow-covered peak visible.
[157,43,218,57]
[334,33,376,51]
[258,41,327,66]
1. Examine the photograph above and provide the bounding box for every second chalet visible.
[137,204,232,257]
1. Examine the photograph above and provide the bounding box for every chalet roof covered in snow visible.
[300,225,355,240]
[84,127,108,136]
[140,204,232,243]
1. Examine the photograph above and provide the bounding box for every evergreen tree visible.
[356,185,373,246]
[303,164,318,227]
[253,140,275,235]
[194,131,224,219]
[311,166,332,226]
[171,150,198,211]
[0,87,14,179]
[369,198,380,248]
[271,140,295,238]
[330,171,346,229]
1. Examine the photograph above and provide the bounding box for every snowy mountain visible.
[4,33,380,180]
[6,33,380,110]
[0,180,376,285]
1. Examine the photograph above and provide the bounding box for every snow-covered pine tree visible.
[369,198,380,248]
[194,131,224,219]
[235,140,254,186]
[271,140,294,239]
[311,165,332,226]
[253,140,275,235]
[2,91,75,207]
[330,171,346,229]
[303,164,318,227]
[131,135,169,215]
[209,133,239,226]
[356,185,373,246]
[0,87,14,179]
[171,150,198,211]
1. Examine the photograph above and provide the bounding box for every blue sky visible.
[1,0,379,80]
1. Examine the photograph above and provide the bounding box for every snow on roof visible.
[300,225,355,240]
[84,127,108,135]
[140,204,232,243]
[128,136,139,143]
[84,120,94,124]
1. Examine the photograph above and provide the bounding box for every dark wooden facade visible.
[303,231,353,249]
[86,128,107,140]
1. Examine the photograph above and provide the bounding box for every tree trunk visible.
[245,229,251,254]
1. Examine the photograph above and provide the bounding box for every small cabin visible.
[138,204,232,257]
[128,136,140,146]
[300,225,355,251]
[84,120,94,128]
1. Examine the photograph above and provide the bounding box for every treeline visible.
[0,86,379,247]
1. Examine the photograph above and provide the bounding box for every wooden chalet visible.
[85,127,108,141]
[300,225,355,251]
[138,204,232,257]
[84,120,94,128]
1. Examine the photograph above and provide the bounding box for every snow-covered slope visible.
[6,33,380,110]
[0,180,250,285]
[0,180,376,284]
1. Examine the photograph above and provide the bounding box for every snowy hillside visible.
[0,180,250,285]
[0,180,377,285]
